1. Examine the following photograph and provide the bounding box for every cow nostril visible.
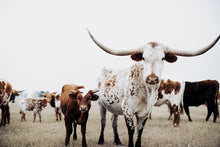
[79,106,88,112]
[146,76,159,84]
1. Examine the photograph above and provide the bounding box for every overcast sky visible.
[0,0,220,93]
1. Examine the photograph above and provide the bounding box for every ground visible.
[0,98,219,147]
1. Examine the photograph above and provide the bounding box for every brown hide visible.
[0,80,12,126]
[60,84,98,146]
[183,80,219,122]
[60,84,84,116]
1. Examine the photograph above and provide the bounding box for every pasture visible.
[0,98,219,147]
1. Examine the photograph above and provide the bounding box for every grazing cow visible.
[88,30,220,147]
[43,92,62,121]
[0,79,21,126]
[183,80,219,122]
[151,77,185,127]
[19,98,48,122]
[60,84,99,147]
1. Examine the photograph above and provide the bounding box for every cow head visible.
[88,30,219,88]
[40,98,48,108]
[10,90,23,103]
[42,92,57,107]
[69,89,99,123]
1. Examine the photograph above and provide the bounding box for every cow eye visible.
[162,57,165,60]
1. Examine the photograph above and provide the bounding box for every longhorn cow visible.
[88,31,220,147]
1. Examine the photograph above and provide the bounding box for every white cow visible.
[152,77,185,127]
[89,31,220,147]
[19,98,47,122]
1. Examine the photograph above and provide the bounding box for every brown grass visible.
[0,98,220,147]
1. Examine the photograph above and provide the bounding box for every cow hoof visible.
[98,136,104,144]
[98,139,104,145]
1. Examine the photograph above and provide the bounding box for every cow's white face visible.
[131,42,177,87]
[142,44,165,85]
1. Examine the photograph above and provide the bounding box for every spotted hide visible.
[60,84,99,147]
[19,98,47,122]
[89,30,220,147]
[151,77,185,127]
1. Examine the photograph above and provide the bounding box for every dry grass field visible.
[0,98,220,147]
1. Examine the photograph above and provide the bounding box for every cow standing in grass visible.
[60,84,99,147]
[19,98,48,122]
[0,79,21,126]
[151,77,185,127]
[183,80,219,122]
[88,31,220,147]
[43,92,62,121]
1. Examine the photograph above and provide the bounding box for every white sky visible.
[0,0,220,92]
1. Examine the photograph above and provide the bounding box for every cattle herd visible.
[0,31,220,147]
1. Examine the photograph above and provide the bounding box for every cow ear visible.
[91,94,99,101]
[165,53,177,63]
[90,90,99,101]
[131,53,143,61]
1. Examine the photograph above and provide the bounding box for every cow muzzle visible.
[146,75,159,85]
[79,105,88,112]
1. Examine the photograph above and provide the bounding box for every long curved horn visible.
[167,35,220,56]
[88,29,142,56]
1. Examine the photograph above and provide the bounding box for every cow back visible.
[184,80,219,106]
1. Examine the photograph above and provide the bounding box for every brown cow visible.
[43,92,62,121]
[60,84,99,147]
[0,79,21,126]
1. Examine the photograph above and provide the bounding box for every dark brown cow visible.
[60,84,99,147]
[183,80,219,122]
[0,79,20,126]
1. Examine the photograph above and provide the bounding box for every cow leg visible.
[206,103,213,122]
[184,105,192,121]
[124,116,135,147]
[149,112,152,120]
[168,107,173,120]
[39,112,41,122]
[73,122,77,140]
[81,123,87,147]
[111,114,122,145]
[98,105,106,144]
[33,112,36,122]
[21,113,24,122]
[135,117,148,147]
[23,113,26,122]
[168,103,172,120]
[55,109,58,121]
[65,118,73,146]
[6,105,10,125]
[59,113,62,121]
[213,102,219,122]
[1,106,7,126]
